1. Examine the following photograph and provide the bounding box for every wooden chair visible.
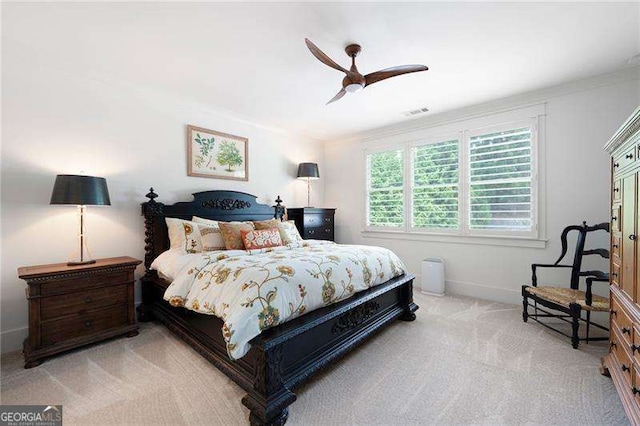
[522,221,610,348]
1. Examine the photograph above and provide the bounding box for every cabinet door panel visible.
[622,174,636,301]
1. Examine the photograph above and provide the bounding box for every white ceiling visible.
[3,2,640,141]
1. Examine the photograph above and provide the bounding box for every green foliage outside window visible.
[412,140,459,229]
[367,150,403,227]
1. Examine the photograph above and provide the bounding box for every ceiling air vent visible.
[403,107,429,117]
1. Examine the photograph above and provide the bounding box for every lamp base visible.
[67,259,96,266]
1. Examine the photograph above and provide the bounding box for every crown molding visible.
[326,66,640,146]
[604,105,640,153]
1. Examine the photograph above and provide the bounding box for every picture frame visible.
[187,125,249,181]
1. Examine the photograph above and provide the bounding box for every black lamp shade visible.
[50,175,111,206]
[297,163,320,180]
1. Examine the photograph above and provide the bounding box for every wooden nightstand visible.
[287,208,336,241]
[18,256,141,368]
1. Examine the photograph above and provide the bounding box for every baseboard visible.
[413,273,520,305]
[1,327,27,354]
[445,279,520,305]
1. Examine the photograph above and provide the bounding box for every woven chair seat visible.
[525,286,609,311]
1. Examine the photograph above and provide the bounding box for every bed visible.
[138,189,418,425]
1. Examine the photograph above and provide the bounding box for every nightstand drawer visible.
[305,226,334,241]
[303,214,324,228]
[41,284,128,321]
[40,271,129,295]
[41,305,128,346]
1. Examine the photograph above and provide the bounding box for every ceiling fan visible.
[305,38,429,104]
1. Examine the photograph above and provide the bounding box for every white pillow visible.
[192,216,219,227]
[278,220,303,244]
[166,218,202,254]
[199,224,226,251]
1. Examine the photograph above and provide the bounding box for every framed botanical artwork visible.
[187,125,249,181]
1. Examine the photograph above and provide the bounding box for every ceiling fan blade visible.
[305,38,349,74]
[364,65,429,87]
[326,88,346,105]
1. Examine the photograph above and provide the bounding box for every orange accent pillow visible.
[241,228,283,250]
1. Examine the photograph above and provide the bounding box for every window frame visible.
[363,112,543,244]
[364,144,408,232]
[463,119,539,239]
[408,132,463,235]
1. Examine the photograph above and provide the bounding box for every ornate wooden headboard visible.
[141,188,285,271]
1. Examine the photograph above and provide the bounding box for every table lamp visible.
[297,163,319,208]
[50,174,111,265]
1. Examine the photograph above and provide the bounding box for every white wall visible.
[1,45,324,353]
[324,69,640,306]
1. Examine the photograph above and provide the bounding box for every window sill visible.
[361,229,547,249]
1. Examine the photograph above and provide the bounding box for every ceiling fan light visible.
[345,83,364,93]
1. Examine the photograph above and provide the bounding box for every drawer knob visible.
[610,341,617,349]
[84,297,92,304]
[622,364,631,372]
[612,216,617,221]
[626,153,634,159]
[614,162,620,168]
[630,234,638,241]
[632,345,639,353]
[612,272,619,278]
[85,320,92,327]
[622,327,631,335]
[309,230,315,235]
[613,244,619,249]
[614,187,620,193]
[325,228,331,233]
[325,218,331,222]
[633,387,640,396]
[610,309,618,316]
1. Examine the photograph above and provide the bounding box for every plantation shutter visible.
[468,126,533,232]
[366,149,404,227]
[412,140,459,229]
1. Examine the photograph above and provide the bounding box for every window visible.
[366,148,404,228]
[365,117,539,239]
[411,139,459,230]
[468,126,533,233]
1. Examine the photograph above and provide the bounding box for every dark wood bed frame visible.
[137,189,418,425]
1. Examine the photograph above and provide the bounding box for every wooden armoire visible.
[604,106,640,423]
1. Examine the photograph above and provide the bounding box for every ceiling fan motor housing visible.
[342,74,365,91]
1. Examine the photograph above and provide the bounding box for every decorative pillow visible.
[254,219,302,244]
[192,216,219,227]
[253,218,279,229]
[166,218,202,254]
[241,228,283,250]
[277,220,303,244]
[218,221,255,250]
[199,224,226,251]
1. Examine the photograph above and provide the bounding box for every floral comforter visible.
[163,241,406,359]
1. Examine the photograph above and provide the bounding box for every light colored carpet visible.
[0,293,627,425]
